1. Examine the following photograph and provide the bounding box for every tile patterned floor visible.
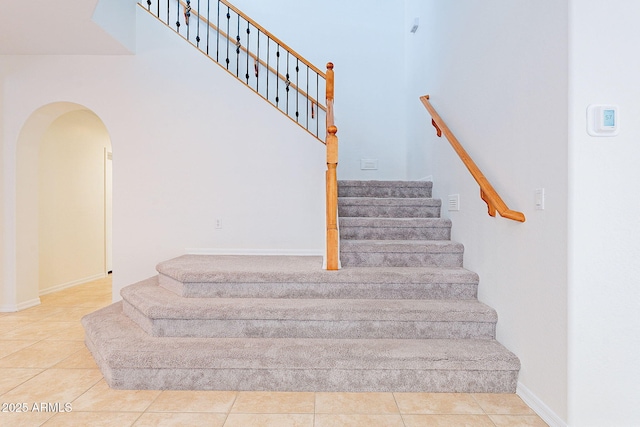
[0,277,549,426]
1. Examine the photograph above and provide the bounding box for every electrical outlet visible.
[360,159,378,170]
[215,219,222,229]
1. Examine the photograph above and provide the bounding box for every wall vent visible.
[448,194,460,211]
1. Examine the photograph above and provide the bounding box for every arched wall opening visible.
[15,102,112,309]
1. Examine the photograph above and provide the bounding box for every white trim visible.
[517,381,567,427]
[38,273,107,296]
[418,175,433,182]
[1,297,41,312]
[185,248,324,256]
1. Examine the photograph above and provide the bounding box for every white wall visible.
[0,7,326,308]
[568,1,640,425]
[38,110,111,294]
[231,0,409,180]
[404,0,569,424]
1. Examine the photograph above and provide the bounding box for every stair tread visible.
[122,277,496,322]
[83,302,519,371]
[338,180,433,188]
[157,255,476,284]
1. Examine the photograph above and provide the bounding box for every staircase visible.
[82,180,520,392]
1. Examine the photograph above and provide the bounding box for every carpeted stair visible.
[82,180,520,392]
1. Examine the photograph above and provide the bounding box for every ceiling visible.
[0,0,132,55]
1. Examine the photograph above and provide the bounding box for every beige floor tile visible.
[1,368,103,404]
[41,411,141,427]
[472,393,535,415]
[0,409,56,427]
[223,413,313,427]
[0,340,37,359]
[315,392,399,414]
[490,414,550,426]
[148,390,237,413]
[53,348,99,369]
[0,319,37,335]
[1,321,81,340]
[403,414,496,427]
[231,391,314,414]
[394,392,484,415]
[134,412,227,427]
[0,340,85,368]
[71,379,161,412]
[0,368,43,395]
[44,323,86,341]
[315,413,405,427]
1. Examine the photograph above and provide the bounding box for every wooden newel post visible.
[325,62,339,270]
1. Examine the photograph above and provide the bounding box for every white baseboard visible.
[39,273,107,296]
[418,175,433,182]
[185,248,324,256]
[1,297,41,312]
[517,382,567,427]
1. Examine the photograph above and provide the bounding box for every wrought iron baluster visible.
[225,7,230,69]
[185,0,191,39]
[276,45,280,107]
[306,66,310,129]
[146,0,151,11]
[196,0,200,47]
[157,0,160,18]
[295,59,300,123]
[316,73,320,137]
[245,21,250,83]
[216,1,220,61]
[166,0,170,26]
[256,29,260,93]
[236,14,241,77]
[176,0,181,32]
[266,37,270,102]
[206,0,210,55]
[285,52,290,114]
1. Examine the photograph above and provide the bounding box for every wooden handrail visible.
[420,95,525,223]
[325,63,339,269]
[174,1,327,113]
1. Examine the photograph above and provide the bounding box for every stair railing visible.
[140,0,328,141]
[420,95,525,222]
[325,63,339,270]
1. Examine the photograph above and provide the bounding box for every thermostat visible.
[587,104,619,137]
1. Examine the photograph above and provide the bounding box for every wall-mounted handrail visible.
[420,95,525,223]
[325,63,339,270]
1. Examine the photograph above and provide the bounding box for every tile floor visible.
[0,277,549,427]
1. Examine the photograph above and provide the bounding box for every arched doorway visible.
[16,102,112,307]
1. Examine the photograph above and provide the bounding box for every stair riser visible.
[341,252,464,268]
[338,205,441,218]
[340,226,451,240]
[103,365,518,393]
[338,187,433,198]
[124,304,495,340]
[158,274,478,300]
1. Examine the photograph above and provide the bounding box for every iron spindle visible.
[166,0,170,26]
[266,37,270,101]
[157,0,160,18]
[206,0,210,55]
[285,52,290,114]
[276,45,280,106]
[196,0,200,47]
[147,0,151,11]
[245,22,250,83]
[225,7,230,69]
[235,14,240,77]
[256,29,260,93]
[185,0,191,39]
[176,0,181,32]
[306,66,310,129]
[295,59,299,122]
[316,73,320,137]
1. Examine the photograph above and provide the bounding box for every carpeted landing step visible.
[82,302,520,392]
[121,276,497,339]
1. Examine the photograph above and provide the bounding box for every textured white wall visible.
[568,1,640,425]
[404,0,569,424]
[0,7,325,308]
[38,110,111,294]
[231,0,409,180]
